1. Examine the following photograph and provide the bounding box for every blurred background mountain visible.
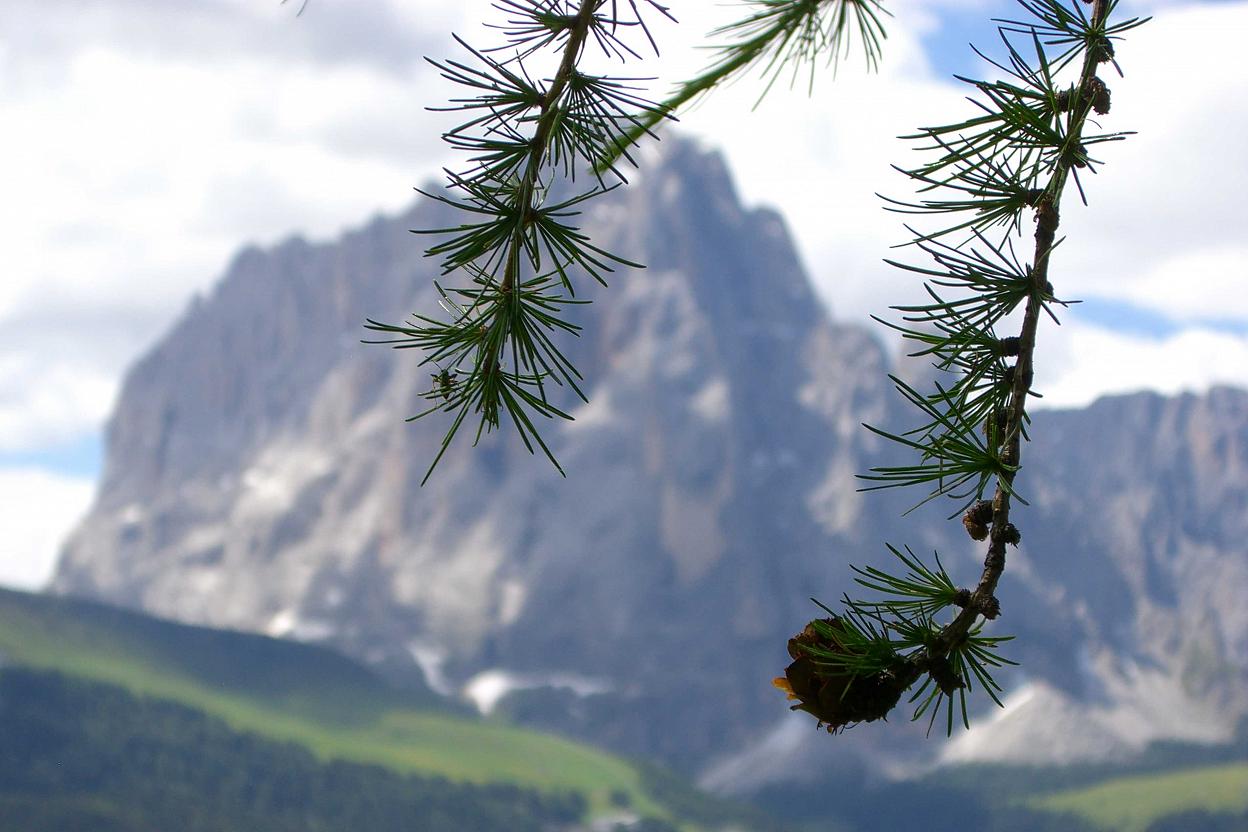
[38,140,1248,829]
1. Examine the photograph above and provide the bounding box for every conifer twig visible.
[922,0,1113,663]
[365,0,672,482]
[779,0,1145,735]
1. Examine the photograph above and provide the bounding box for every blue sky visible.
[0,435,102,480]
[2,0,1247,588]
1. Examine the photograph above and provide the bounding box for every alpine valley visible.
[50,138,1248,822]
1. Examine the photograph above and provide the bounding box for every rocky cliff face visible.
[53,139,1248,781]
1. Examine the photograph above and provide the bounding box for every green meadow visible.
[0,589,658,817]
[1029,763,1248,831]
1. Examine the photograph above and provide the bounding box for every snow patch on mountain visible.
[464,669,612,716]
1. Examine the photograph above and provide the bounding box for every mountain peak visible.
[53,137,1248,778]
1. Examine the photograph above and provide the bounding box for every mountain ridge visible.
[52,137,1248,782]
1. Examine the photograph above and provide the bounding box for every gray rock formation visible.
[53,139,1248,781]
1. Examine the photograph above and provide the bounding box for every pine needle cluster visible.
[364,0,674,483]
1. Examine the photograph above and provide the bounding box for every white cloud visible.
[0,0,454,79]
[0,469,94,590]
[1034,319,1248,409]
[1123,245,1248,322]
[1,7,460,453]
[0,357,117,453]
[1049,2,1248,304]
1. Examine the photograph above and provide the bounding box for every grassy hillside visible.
[0,589,672,818]
[0,667,586,832]
[1027,763,1248,832]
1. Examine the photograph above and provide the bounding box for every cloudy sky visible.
[2,0,1245,589]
